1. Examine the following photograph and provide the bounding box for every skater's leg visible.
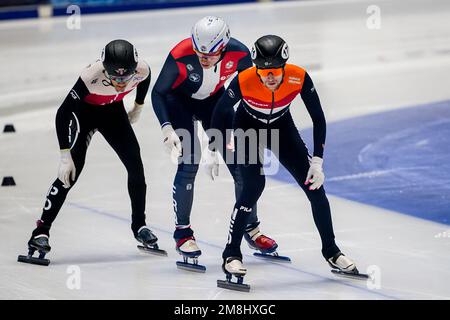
[199,102,260,235]
[273,113,340,260]
[222,162,266,260]
[225,159,278,253]
[97,103,147,236]
[224,160,260,227]
[221,108,267,260]
[173,163,199,230]
[34,109,93,237]
[166,95,203,243]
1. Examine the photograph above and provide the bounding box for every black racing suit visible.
[32,60,151,238]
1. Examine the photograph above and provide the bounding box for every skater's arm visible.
[301,72,326,158]
[135,66,151,105]
[151,54,180,128]
[209,77,242,151]
[55,77,89,150]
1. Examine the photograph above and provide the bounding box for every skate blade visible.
[176,261,206,273]
[217,279,250,292]
[253,252,291,262]
[17,255,50,266]
[331,269,370,280]
[137,245,168,257]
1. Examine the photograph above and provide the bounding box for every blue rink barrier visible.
[0,6,39,20]
[0,0,257,20]
[271,100,450,225]
[52,0,256,16]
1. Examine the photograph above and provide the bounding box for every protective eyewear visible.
[256,68,284,78]
[107,72,135,83]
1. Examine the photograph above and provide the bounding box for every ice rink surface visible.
[1,0,450,299]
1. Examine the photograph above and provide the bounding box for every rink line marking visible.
[67,202,400,300]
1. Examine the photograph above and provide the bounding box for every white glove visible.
[128,102,144,124]
[162,124,182,158]
[203,149,219,181]
[58,149,76,189]
[305,156,324,190]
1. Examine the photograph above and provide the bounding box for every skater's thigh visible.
[98,103,143,166]
[66,107,97,174]
[237,163,265,206]
[99,103,139,152]
[167,95,202,165]
[271,115,310,185]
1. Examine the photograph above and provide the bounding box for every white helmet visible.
[191,16,230,54]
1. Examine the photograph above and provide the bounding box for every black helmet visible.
[251,35,289,69]
[101,39,138,77]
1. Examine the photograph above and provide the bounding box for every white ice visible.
[1,0,450,299]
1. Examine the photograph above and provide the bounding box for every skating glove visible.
[58,149,76,188]
[203,149,219,181]
[162,124,182,159]
[128,102,144,124]
[305,156,324,190]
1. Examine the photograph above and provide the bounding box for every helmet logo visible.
[225,61,234,69]
[251,46,257,60]
[115,68,127,75]
[281,43,289,59]
[201,45,207,52]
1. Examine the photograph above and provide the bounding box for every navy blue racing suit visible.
[151,37,261,241]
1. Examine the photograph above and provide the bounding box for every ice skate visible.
[328,252,369,280]
[245,226,291,262]
[136,226,167,256]
[217,257,250,292]
[175,236,206,272]
[18,233,51,266]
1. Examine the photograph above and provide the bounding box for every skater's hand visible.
[58,149,76,188]
[204,149,219,181]
[162,124,182,159]
[128,102,144,124]
[305,156,324,190]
